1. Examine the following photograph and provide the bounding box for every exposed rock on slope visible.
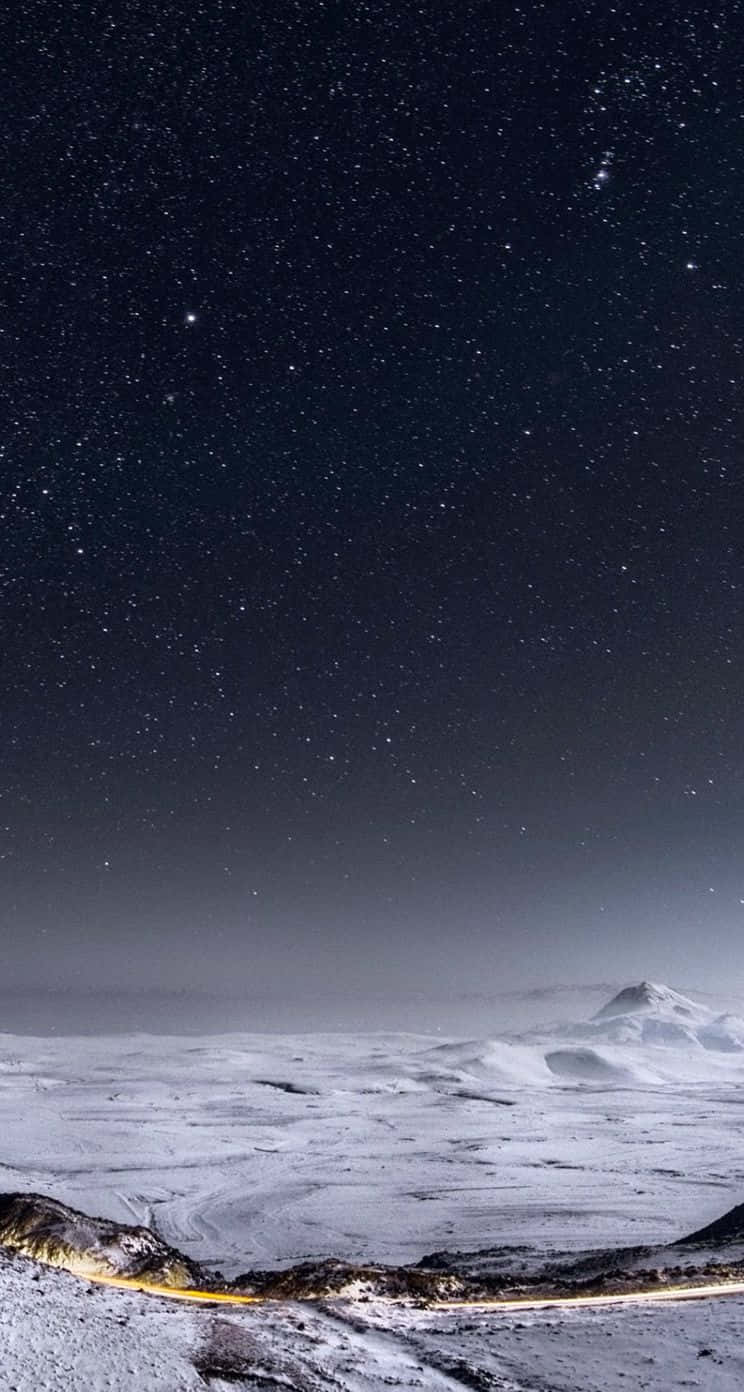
[232,1255,466,1301]
[680,1202,744,1247]
[0,1193,201,1286]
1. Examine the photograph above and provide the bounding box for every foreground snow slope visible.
[5,1247,744,1391]
[0,1250,208,1391]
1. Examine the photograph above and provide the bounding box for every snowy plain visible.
[5,980,744,1388]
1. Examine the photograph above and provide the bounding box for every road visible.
[86,1271,744,1311]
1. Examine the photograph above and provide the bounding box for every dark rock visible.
[679,1202,744,1247]
[0,1192,201,1286]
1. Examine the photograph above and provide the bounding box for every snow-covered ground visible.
[4,980,744,1387]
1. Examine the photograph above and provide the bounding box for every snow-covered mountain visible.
[535,981,744,1082]
[564,980,744,1050]
[593,981,707,1023]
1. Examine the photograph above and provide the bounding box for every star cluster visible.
[1,1,743,995]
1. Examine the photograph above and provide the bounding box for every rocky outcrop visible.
[679,1203,744,1247]
[0,1192,201,1286]
[233,1255,466,1301]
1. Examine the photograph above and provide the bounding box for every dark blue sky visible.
[2,1,743,1001]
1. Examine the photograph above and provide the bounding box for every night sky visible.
[3,2,744,1006]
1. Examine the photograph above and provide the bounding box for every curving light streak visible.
[437,1280,744,1312]
[86,1273,266,1304]
[83,1271,744,1312]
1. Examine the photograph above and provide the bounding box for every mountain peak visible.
[594,982,701,1021]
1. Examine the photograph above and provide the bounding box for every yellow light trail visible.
[85,1273,266,1304]
[437,1280,744,1311]
[82,1272,744,1312]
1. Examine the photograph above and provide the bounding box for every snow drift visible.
[544,1047,641,1084]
